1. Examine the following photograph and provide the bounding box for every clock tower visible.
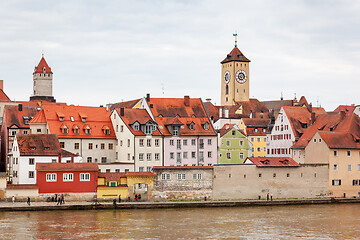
[221,36,250,106]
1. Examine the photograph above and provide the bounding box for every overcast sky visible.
[0,0,359,111]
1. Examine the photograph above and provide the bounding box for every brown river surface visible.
[0,203,359,239]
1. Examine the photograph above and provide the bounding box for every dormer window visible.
[31,147,36,150]
[74,128,79,135]
[133,122,140,131]
[152,125,156,131]
[189,123,195,130]
[43,67,46,73]
[23,116,29,125]
[59,117,64,122]
[173,126,179,136]
[105,129,110,135]
[144,124,152,135]
[44,147,50,150]
[84,125,91,135]
[203,123,209,130]
[176,114,180,118]
[82,118,86,123]
[70,116,74,122]
[255,128,258,133]
[192,114,196,118]
[158,114,163,118]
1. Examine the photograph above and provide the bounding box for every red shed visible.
[36,162,98,194]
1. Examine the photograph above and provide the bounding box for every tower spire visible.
[233,32,238,47]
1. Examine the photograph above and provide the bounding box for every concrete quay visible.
[0,198,360,212]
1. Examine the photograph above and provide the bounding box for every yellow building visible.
[221,36,251,106]
[97,171,156,200]
[239,118,270,157]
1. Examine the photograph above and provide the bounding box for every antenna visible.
[161,83,165,96]
[316,97,320,107]
[42,50,44,57]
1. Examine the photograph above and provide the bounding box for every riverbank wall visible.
[0,198,359,212]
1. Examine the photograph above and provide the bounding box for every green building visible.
[218,125,252,164]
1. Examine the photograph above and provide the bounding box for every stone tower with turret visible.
[221,41,250,106]
[30,55,56,102]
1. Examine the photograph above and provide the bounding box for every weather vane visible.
[42,49,44,57]
[233,32,238,47]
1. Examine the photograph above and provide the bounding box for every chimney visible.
[0,80,3,91]
[307,103,312,113]
[311,112,316,125]
[340,110,346,120]
[58,153,61,163]
[71,155,74,163]
[120,107,124,117]
[184,96,190,106]
[206,98,211,102]
[18,104,23,112]
[146,93,150,102]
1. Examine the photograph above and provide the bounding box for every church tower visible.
[30,54,56,102]
[221,35,250,106]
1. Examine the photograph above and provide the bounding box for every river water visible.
[0,203,359,239]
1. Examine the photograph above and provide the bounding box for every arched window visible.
[225,85,229,95]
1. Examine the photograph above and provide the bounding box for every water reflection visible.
[0,204,359,239]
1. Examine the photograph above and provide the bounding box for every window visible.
[177,173,186,180]
[287,173,290,177]
[348,164,352,171]
[251,137,254,142]
[193,173,202,180]
[60,142,65,148]
[170,140,174,146]
[226,141,230,146]
[101,143,105,149]
[161,173,170,180]
[232,130,236,135]
[226,152,231,159]
[147,167,152,172]
[155,153,160,160]
[74,143,79,149]
[59,117,64,122]
[29,171,34,178]
[347,150,351,157]
[358,164,360,171]
[257,138,260,142]
[147,139,151,147]
[88,143,93,149]
[332,179,341,186]
[203,123,209,130]
[85,128,91,135]
[87,157,92,163]
[80,173,90,181]
[145,124,152,135]
[139,167,144,172]
[353,180,360,186]
[191,152,196,158]
[52,159,57,163]
[155,139,159,147]
[191,139,196,146]
[63,127,68,134]
[183,139,188,146]
[173,126,179,136]
[183,152,188,159]
[334,150,338,156]
[334,164,338,170]
[208,151,212,158]
[120,140,123,146]
[29,158,34,165]
[177,140,181,149]
[170,152,174,159]
[128,154,130,160]
[133,123,140,131]
[258,173,262,178]
[208,139,212,145]
[63,173,73,182]
[273,173,276,178]
[46,173,57,182]
[101,157,107,163]
[139,139,144,147]
[239,152,244,159]
[37,129,41,133]
[199,152,204,162]
[109,143,113,149]
[199,139,204,149]
[257,147,261,152]
[121,126,124,132]
[139,154,144,161]
[74,128,79,135]
[147,153,151,161]
[176,152,181,163]
[23,130,28,134]
[239,140,243,146]
[128,139,130,147]
[189,123,195,130]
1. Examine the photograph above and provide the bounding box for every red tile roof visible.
[32,103,115,139]
[246,157,300,167]
[117,108,162,136]
[98,172,126,180]
[293,112,360,149]
[221,47,251,64]
[298,96,308,107]
[17,134,61,156]
[110,99,141,111]
[29,109,46,123]
[147,97,216,136]
[218,124,246,137]
[6,184,38,189]
[34,57,53,74]
[203,101,220,122]
[334,105,355,113]
[125,171,157,177]
[36,162,99,171]
[242,118,270,128]
[5,105,40,129]
[0,89,11,102]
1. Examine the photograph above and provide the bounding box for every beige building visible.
[30,55,55,102]
[292,111,360,198]
[221,43,251,106]
[212,158,329,200]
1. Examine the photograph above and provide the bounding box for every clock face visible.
[236,70,247,84]
[224,71,230,84]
